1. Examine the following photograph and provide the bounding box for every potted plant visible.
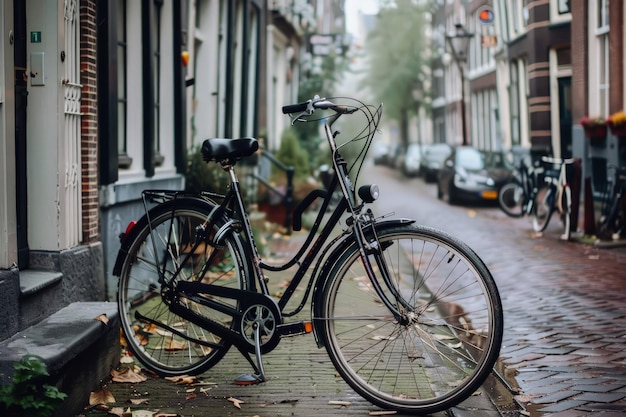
[606,110,626,137]
[580,116,607,144]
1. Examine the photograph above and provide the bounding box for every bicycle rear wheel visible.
[319,224,503,414]
[532,185,554,232]
[498,179,526,218]
[117,199,249,377]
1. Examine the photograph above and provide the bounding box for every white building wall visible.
[0,0,17,267]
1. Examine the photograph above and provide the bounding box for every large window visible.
[152,0,164,166]
[595,0,610,118]
[117,0,130,168]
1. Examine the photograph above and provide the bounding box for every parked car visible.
[420,143,452,182]
[384,143,404,168]
[401,144,424,177]
[437,146,514,205]
[372,142,389,165]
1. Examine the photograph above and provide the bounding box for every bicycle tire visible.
[532,184,554,232]
[117,199,249,377]
[319,223,503,414]
[498,179,526,218]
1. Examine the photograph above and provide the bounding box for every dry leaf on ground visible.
[89,387,115,405]
[111,367,148,383]
[94,313,110,325]
[164,375,198,385]
[228,397,244,409]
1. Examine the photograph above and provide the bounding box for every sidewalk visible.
[80,229,515,417]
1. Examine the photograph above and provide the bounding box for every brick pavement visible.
[79,185,626,417]
[77,230,512,417]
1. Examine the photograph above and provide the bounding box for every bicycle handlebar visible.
[282,95,358,117]
[541,156,576,165]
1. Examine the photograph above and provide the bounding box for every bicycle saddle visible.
[202,138,259,163]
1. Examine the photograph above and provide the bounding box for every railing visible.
[248,150,295,232]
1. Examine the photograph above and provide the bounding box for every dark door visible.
[558,76,573,158]
[14,0,29,268]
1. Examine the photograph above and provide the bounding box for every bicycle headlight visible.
[358,184,379,203]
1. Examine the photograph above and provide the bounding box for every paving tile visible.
[574,392,626,403]
[569,383,625,393]
[532,390,580,405]
[538,400,588,413]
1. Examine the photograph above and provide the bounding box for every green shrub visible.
[0,354,67,417]
[274,128,310,181]
[185,144,230,193]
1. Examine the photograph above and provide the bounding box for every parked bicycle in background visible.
[597,164,626,240]
[113,95,503,415]
[498,156,544,219]
[531,156,576,240]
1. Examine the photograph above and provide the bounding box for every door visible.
[558,76,573,159]
[14,0,28,268]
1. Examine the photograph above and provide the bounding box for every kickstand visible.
[235,322,266,385]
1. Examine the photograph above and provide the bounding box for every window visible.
[152,0,164,166]
[117,0,131,168]
[594,0,609,117]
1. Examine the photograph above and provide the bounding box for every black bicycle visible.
[113,96,503,414]
[531,156,576,240]
[498,156,543,218]
[597,164,626,240]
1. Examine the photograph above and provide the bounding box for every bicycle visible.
[531,156,576,240]
[498,156,544,218]
[113,95,503,414]
[597,164,626,240]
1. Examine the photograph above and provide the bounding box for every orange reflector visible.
[482,190,498,200]
[304,321,313,333]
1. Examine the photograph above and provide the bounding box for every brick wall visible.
[80,0,99,243]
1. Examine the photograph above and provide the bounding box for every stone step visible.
[0,301,120,417]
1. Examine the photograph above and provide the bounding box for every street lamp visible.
[446,23,473,146]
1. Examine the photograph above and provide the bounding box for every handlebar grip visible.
[282,102,309,114]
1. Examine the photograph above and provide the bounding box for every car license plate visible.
[482,190,498,200]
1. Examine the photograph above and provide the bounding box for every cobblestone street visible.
[80,165,626,417]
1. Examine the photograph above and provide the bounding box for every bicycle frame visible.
[125,105,408,373]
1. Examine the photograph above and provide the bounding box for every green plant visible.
[273,128,310,181]
[185,144,230,193]
[0,354,67,417]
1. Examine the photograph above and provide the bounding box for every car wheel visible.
[437,183,443,200]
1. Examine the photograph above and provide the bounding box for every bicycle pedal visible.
[234,373,264,385]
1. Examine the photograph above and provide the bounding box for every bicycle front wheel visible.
[319,224,503,414]
[532,185,554,232]
[118,199,249,377]
[498,179,526,218]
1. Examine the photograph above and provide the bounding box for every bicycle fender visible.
[112,197,220,276]
[310,218,416,348]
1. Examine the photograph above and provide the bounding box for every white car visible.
[402,144,424,177]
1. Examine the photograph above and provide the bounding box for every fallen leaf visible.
[588,254,600,260]
[129,398,149,405]
[111,367,148,383]
[185,392,197,400]
[94,314,110,325]
[328,400,352,406]
[106,407,131,417]
[120,354,134,364]
[164,375,198,385]
[369,411,397,416]
[467,209,477,218]
[228,397,244,409]
[89,387,115,405]
[131,410,155,417]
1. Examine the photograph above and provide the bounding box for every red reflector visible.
[125,221,137,235]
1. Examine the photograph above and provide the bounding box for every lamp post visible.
[446,23,473,146]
